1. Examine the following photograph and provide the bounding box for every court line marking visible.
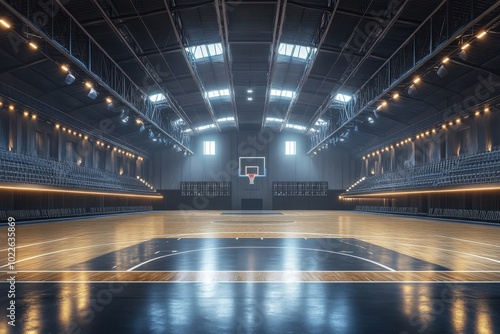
[0,237,71,252]
[435,235,500,248]
[126,246,396,272]
[3,270,500,273]
[391,242,500,264]
[4,281,500,284]
[0,239,151,268]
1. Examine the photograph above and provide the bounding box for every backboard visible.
[238,157,266,179]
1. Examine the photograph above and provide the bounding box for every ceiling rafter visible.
[305,0,412,132]
[279,0,339,132]
[260,0,288,129]
[214,0,240,130]
[163,0,222,132]
[89,0,195,132]
[308,0,500,155]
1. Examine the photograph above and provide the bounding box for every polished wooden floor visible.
[1,210,500,334]
[1,210,500,282]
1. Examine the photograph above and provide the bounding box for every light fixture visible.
[458,49,467,61]
[119,109,129,123]
[413,77,421,84]
[247,97,253,101]
[87,87,98,100]
[23,111,29,117]
[55,124,60,129]
[64,72,76,85]
[9,105,14,111]
[442,57,450,64]
[247,89,253,93]
[0,19,11,29]
[461,43,470,50]
[408,83,417,96]
[476,30,487,39]
[31,114,37,120]
[392,93,399,99]
[61,64,70,72]
[436,64,448,78]
[85,82,93,88]
[367,116,375,124]
[28,42,38,50]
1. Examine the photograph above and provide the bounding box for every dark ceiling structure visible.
[0,0,499,156]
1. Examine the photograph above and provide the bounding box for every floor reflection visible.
[3,282,499,333]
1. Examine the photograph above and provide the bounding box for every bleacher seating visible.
[0,148,154,194]
[0,206,153,222]
[349,147,500,194]
[428,208,500,222]
[355,206,418,214]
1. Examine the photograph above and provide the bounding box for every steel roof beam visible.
[214,0,240,130]
[260,0,288,129]
[307,0,500,155]
[0,0,193,154]
[279,0,339,132]
[163,0,221,132]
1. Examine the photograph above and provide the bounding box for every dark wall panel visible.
[153,130,353,210]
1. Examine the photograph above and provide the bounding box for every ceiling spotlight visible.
[392,93,399,99]
[436,64,448,78]
[0,19,11,29]
[461,43,470,50]
[247,97,253,101]
[367,116,375,124]
[61,64,70,72]
[64,72,76,85]
[407,83,417,96]
[85,82,93,88]
[28,42,38,50]
[458,49,467,61]
[442,57,450,64]
[119,109,129,123]
[476,30,487,39]
[87,87,98,100]
[247,89,253,93]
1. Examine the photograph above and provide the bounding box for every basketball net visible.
[248,173,256,185]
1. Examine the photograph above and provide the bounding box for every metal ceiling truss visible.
[279,0,339,132]
[308,0,500,155]
[0,0,193,154]
[305,0,411,131]
[163,0,222,132]
[89,0,195,128]
[260,0,287,129]
[214,0,239,129]
[0,82,150,158]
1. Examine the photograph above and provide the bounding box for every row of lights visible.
[345,177,366,193]
[362,106,491,160]
[373,29,489,112]
[1,98,144,161]
[137,176,154,190]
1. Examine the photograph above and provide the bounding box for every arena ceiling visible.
[0,0,499,154]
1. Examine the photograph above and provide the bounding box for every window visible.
[278,43,316,60]
[186,43,223,60]
[285,141,296,155]
[270,89,295,99]
[149,93,166,103]
[206,89,230,99]
[203,141,215,155]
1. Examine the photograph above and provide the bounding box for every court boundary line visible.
[3,281,500,284]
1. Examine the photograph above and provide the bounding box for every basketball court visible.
[1,210,499,333]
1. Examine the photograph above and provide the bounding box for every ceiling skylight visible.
[149,93,166,103]
[334,93,352,103]
[186,43,223,60]
[270,89,295,99]
[196,124,216,131]
[266,117,284,123]
[217,117,235,123]
[285,123,306,131]
[206,89,230,99]
[278,43,316,60]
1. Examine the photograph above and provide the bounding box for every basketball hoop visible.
[248,173,256,185]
